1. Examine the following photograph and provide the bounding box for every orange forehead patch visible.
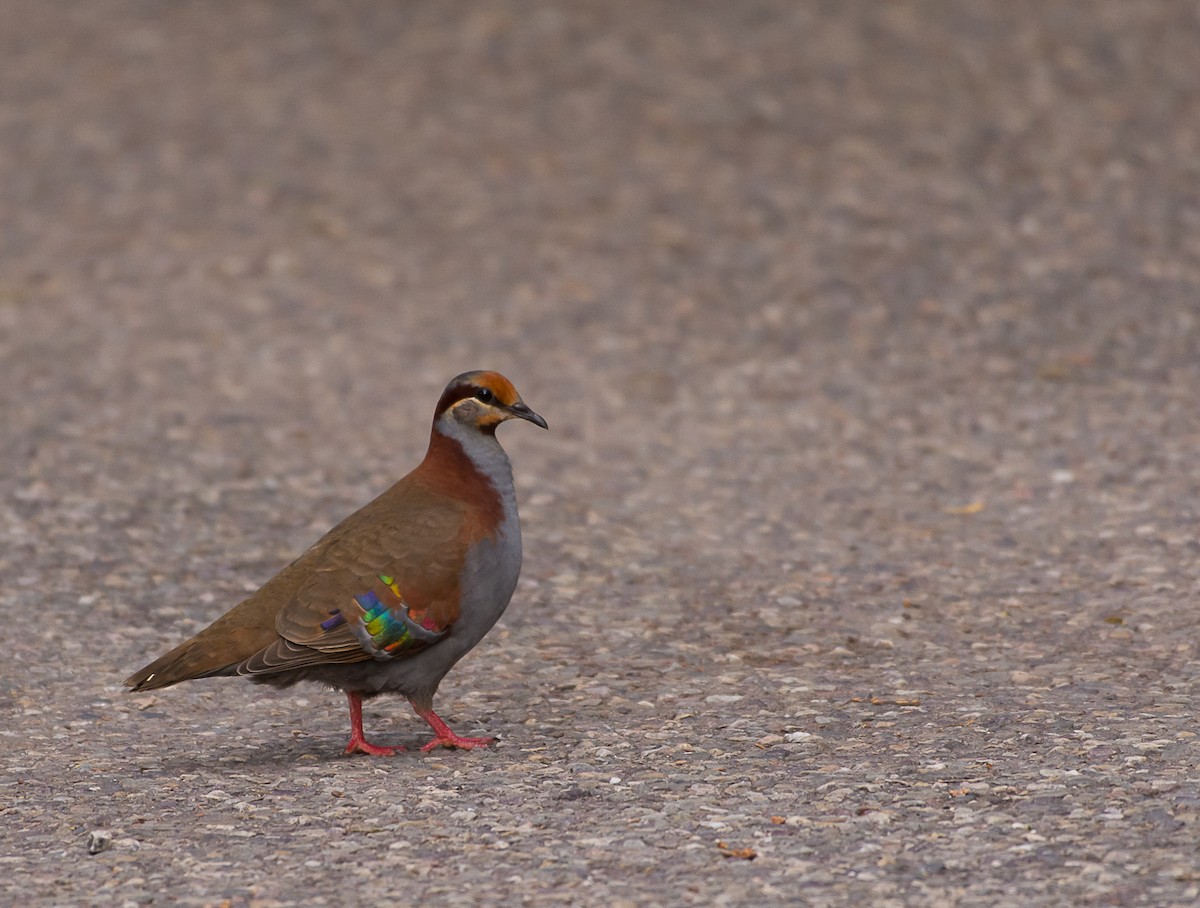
[470,371,519,406]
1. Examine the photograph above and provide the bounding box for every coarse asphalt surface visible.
[3,3,1200,905]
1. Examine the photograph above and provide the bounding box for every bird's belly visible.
[453,518,523,646]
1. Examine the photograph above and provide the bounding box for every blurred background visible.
[3,2,1200,904]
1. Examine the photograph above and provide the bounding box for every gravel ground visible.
[3,2,1200,905]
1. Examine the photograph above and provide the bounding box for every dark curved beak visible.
[509,401,548,429]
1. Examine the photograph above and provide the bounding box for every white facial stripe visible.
[447,398,506,416]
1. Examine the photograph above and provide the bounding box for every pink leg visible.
[414,706,495,752]
[343,691,404,756]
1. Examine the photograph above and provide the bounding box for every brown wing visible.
[239,479,473,675]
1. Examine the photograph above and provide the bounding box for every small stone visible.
[86,830,111,855]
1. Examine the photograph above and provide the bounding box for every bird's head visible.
[434,371,548,434]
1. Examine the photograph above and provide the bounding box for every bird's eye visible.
[475,388,494,403]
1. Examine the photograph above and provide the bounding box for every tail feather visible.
[125,625,277,691]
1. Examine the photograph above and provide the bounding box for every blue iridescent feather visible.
[350,591,444,659]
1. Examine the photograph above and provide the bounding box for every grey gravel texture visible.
[3,2,1200,906]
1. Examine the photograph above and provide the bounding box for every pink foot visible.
[414,706,495,752]
[342,691,404,757]
[420,733,495,753]
[344,735,403,757]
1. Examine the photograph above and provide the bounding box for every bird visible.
[126,370,547,756]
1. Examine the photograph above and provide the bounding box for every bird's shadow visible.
[141,731,502,774]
